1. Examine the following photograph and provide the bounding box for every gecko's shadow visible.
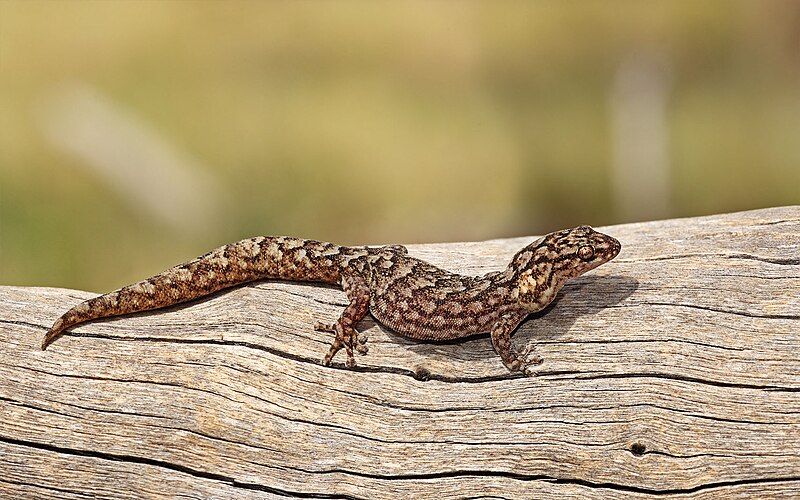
[394,274,639,359]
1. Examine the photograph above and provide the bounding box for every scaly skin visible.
[42,226,621,375]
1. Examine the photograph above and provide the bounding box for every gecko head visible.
[510,226,621,310]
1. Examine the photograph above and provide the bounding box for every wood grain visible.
[1,206,799,499]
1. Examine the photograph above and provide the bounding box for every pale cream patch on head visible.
[539,288,555,303]
[517,270,537,295]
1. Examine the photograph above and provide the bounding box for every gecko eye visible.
[577,245,594,261]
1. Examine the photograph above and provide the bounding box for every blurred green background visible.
[1,1,799,292]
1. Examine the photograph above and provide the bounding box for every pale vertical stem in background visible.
[610,52,672,222]
[36,82,223,236]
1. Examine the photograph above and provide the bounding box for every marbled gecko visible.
[42,226,621,375]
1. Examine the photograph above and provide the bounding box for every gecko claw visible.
[522,365,539,377]
[512,345,543,376]
[321,322,368,367]
[322,338,342,366]
[315,321,336,333]
[356,333,369,355]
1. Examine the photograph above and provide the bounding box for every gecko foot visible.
[517,345,543,377]
[320,322,368,368]
[501,345,543,376]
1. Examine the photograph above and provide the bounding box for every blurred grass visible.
[1,1,799,291]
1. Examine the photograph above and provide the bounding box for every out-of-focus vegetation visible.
[1,1,799,291]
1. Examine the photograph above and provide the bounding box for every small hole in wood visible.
[413,367,431,382]
[630,442,646,456]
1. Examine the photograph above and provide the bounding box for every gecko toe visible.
[518,345,543,365]
[502,345,544,376]
[522,365,540,377]
[526,353,543,366]
[322,346,338,366]
[521,350,543,376]
[315,321,335,333]
[321,322,367,368]
[345,350,356,368]
[355,332,369,355]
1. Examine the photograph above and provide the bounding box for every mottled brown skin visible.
[42,226,621,375]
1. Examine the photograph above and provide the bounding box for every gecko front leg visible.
[316,272,370,368]
[490,311,543,376]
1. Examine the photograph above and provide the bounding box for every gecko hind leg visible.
[318,275,370,368]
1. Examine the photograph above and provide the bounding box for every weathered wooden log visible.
[1,206,799,499]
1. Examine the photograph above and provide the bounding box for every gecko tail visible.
[41,236,348,350]
[42,318,66,351]
[41,298,100,350]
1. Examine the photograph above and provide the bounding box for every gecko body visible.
[42,226,620,375]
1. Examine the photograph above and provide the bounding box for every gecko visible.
[41,226,621,375]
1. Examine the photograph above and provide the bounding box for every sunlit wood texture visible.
[2,206,799,499]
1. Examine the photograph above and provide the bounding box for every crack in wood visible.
[618,252,800,266]
[3,435,799,496]
[1,437,360,499]
[612,301,800,320]
[539,337,745,352]
[0,477,94,498]
[577,372,800,392]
